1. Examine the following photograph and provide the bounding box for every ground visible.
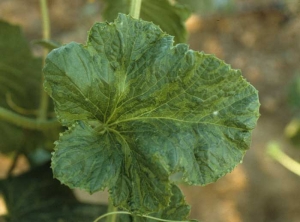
[0,0,300,221]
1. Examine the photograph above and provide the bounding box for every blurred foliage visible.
[0,162,107,222]
[100,0,191,43]
[0,21,60,155]
[267,73,300,175]
[176,0,235,15]
[285,73,300,147]
[267,142,300,176]
[287,73,300,112]
[32,39,62,51]
[285,119,300,146]
[176,0,300,16]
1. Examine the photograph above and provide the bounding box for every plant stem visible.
[130,0,142,19]
[7,148,22,177]
[106,199,117,222]
[93,211,197,222]
[38,0,50,120]
[267,142,300,176]
[0,107,59,130]
[6,93,38,116]
[40,0,50,41]
[94,212,129,222]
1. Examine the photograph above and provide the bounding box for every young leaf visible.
[101,0,191,43]
[44,14,260,215]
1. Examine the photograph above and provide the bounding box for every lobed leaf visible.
[44,14,260,215]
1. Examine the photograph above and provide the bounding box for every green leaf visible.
[44,14,260,215]
[0,162,107,222]
[117,184,194,222]
[101,0,191,43]
[149,185,191,222]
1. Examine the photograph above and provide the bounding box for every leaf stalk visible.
[0,107,59,130]
[38,0,50,120]
[267,142,300,176]
[94,211,196,222]
[130,0,142,19]
[106,199,117,222]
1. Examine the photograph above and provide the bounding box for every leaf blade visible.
[44,14,260,216]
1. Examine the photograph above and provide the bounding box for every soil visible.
[1,0,300,221]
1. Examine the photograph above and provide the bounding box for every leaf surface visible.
[116,184,194,222]
[44,14,260,215]
[101,0,191,43]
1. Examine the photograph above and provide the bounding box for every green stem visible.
[0,107,59,130]
[130,0,142,19]
[6,92,38,116]
[7,148,22,177]
[40,0,50,41]
[94,212,129,222]
[93,211,196,222]
[267,142,300,176]
[38,0,50,120]
[106,199,117,222]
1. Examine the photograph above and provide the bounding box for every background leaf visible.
[44,14,260,216]
[0,20,58,154]
[0,21,41,108]
[176,0,235,15]
[0,162,107,222]
[287,73,300,112]
[100,0,191,43]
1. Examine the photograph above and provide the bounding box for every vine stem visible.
[93,211,196,222]
[38,0,50,120]
[0,107,59,130]
[106,199,117,222]
[267,142,300,176]
[129,0,142,19]
[6,148,22,177]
